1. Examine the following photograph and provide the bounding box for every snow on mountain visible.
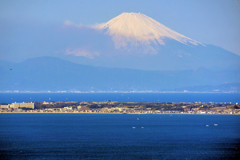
[62,12,240,71]
[92,12,203,51]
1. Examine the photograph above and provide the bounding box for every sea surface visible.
[0,114,239,159]
[0,93,240,103]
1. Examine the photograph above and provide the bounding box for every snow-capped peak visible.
[93,12,202,49]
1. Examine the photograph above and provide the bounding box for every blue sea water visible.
[0,93,240,103]
[0,114,239,159]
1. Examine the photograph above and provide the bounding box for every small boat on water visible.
[206,125,209,127]
[132,127,136,129]
[137,118,139,120]
[214,124,218,126]
[141,127,144,128]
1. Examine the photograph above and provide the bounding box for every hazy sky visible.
[0,0,240,62]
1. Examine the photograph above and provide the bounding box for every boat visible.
[214,124,218,126]
[206,125,209,127]
[132,127,136,129]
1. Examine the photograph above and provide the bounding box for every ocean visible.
[1,93,240,159]
[0,93,240,103]
[0,114,239,159]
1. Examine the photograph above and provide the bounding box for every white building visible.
[11,102,34,109]
[0,105,10,109]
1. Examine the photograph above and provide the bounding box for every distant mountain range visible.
[0,57,239,92]
[1,12,239,92]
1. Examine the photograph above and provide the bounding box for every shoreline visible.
[0,112,238,115]
[1,92,240,94]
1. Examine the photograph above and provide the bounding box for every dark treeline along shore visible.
[1,100,240,115]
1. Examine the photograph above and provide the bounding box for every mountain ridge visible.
[1,57,239,92]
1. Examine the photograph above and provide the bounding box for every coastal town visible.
[0,101,240,115]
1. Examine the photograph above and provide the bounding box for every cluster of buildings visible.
[0,101,240,115]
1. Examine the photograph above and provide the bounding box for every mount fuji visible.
[93,12,202,51]
[64,12,240,71]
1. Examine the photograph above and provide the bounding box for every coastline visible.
[1,91,239,93]
[0,112,238,115]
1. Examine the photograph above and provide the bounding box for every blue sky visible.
[0,0,240,62]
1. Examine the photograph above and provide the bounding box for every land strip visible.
[1,101,240,115]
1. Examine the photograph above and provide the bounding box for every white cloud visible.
[64,20,83,28]
[64,20,103,30]
[65,47,99,59]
